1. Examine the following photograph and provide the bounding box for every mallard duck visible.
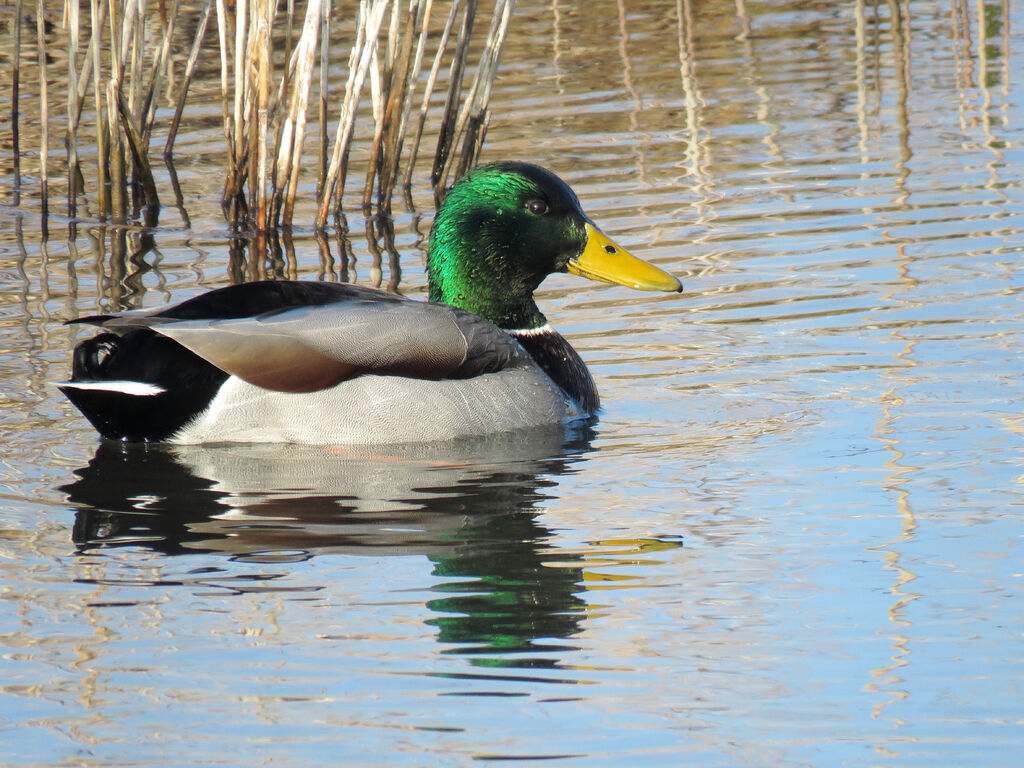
[58,162,682,444]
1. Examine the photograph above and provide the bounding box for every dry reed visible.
[36,0,49,223]
[165,0,213,156]
[12,0,23,205]
[13,0,514,236]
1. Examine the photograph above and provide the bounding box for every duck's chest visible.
[508,328,599,414]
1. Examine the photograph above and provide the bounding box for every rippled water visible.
[2,0,1023,765]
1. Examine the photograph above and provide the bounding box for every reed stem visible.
[274,0,324,227]
[127,0,143,129]
[318,0,388,229]
[165,0,212,156]
[72,0,107,129]
[255,0,271,232]
[230,0,248,206]
[432,0,476,188]
[107,78,126,222]
[215,0,231,166]
[404,0,458,187]
[141,0,181,143]
[451,0,513,182]
[318,0,330,196]
[115,85,159,217]
[13,0,23,204]
[366,0,419,211]
[66,0,80,217]
[90,0,108,217]
[36,0,49,218]
[392,0,433,191]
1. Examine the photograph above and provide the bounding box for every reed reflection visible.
[62,426,594,661]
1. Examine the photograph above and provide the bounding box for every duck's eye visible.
[527,199,549,215]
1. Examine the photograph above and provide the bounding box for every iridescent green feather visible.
[427,162,588,330]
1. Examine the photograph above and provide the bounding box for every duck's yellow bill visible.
[568,222,682,292]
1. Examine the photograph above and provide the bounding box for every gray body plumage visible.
[60,281,583,445]
[172,364,577,444]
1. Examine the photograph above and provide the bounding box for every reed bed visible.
[9,0,515,232]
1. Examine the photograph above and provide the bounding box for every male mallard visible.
[59,162,681,444]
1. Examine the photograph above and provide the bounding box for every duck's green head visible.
[427,162,681,330]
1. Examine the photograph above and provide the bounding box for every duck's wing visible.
[72,281,522,393]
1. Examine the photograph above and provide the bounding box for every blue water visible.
[1,0,1023,765]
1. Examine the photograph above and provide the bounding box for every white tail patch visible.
[58,380,167,396]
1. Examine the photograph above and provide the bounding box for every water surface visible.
[1,0,1023,765]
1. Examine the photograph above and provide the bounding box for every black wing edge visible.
[64,280,407,327]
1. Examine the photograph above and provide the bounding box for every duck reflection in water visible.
[62,424,594,661]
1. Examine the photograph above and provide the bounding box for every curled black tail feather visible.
[72,333,122,379]
[62,329,228,442]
